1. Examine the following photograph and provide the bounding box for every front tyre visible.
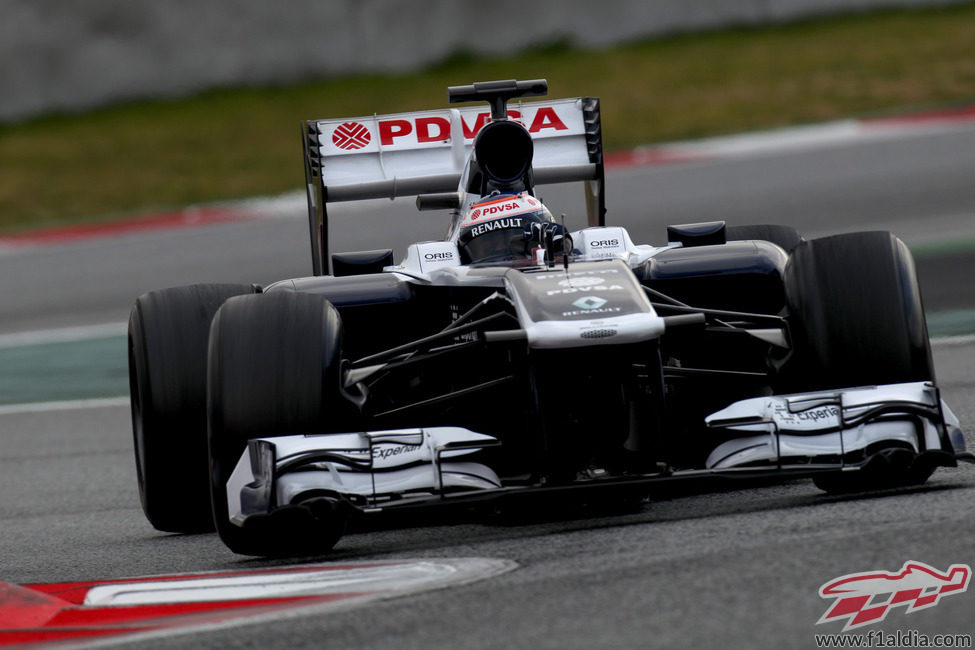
[784,231,935,493]
[128,283,256,533]
[783,231,933,391]
[207,291,349,556]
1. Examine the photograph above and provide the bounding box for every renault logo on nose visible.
[572,296,607,310]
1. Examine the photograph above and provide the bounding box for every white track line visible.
[932,333,975,347]
[0,322,127,348]
[0,397,130,416]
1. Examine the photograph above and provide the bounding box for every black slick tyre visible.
[128,283,257,533]
[207,291,349,556]
[783,231,934,492]
[784,231,933,391]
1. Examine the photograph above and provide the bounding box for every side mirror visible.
[666,221,727,247]
[331,249,395,276]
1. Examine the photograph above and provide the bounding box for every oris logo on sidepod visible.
[424,252,454,261]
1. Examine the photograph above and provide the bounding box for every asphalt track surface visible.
[2,121,975,648]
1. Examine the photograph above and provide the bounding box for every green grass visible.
[2,3,974,232]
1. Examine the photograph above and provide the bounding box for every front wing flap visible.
[226,426,502,525]
[704,381,965,469]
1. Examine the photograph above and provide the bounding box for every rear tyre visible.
[783,231,934,493]
[726,224,803,253]
[128,283,256,533]
[207,291,349,556]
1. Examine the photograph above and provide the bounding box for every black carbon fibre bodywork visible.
[641,240,790,315]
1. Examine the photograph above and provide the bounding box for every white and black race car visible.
[128,79,972,556]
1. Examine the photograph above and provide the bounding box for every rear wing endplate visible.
[302,97,605,275]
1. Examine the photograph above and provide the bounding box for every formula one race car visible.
[128,79,972,556]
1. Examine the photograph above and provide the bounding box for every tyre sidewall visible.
[129,283,255,532]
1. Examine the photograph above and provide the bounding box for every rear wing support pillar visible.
[303,120,329,275]
[582,97,606,228]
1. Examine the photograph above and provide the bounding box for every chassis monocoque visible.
[129,79,971,556]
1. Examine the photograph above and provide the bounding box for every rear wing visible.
[302,97,605,275]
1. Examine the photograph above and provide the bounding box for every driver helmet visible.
[456,192,555,264]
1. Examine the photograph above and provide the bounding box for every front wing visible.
[225,382,970,526]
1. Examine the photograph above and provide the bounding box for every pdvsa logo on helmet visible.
[817,561,971,631]
[480,202,523,218]
[462,193,540,228]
